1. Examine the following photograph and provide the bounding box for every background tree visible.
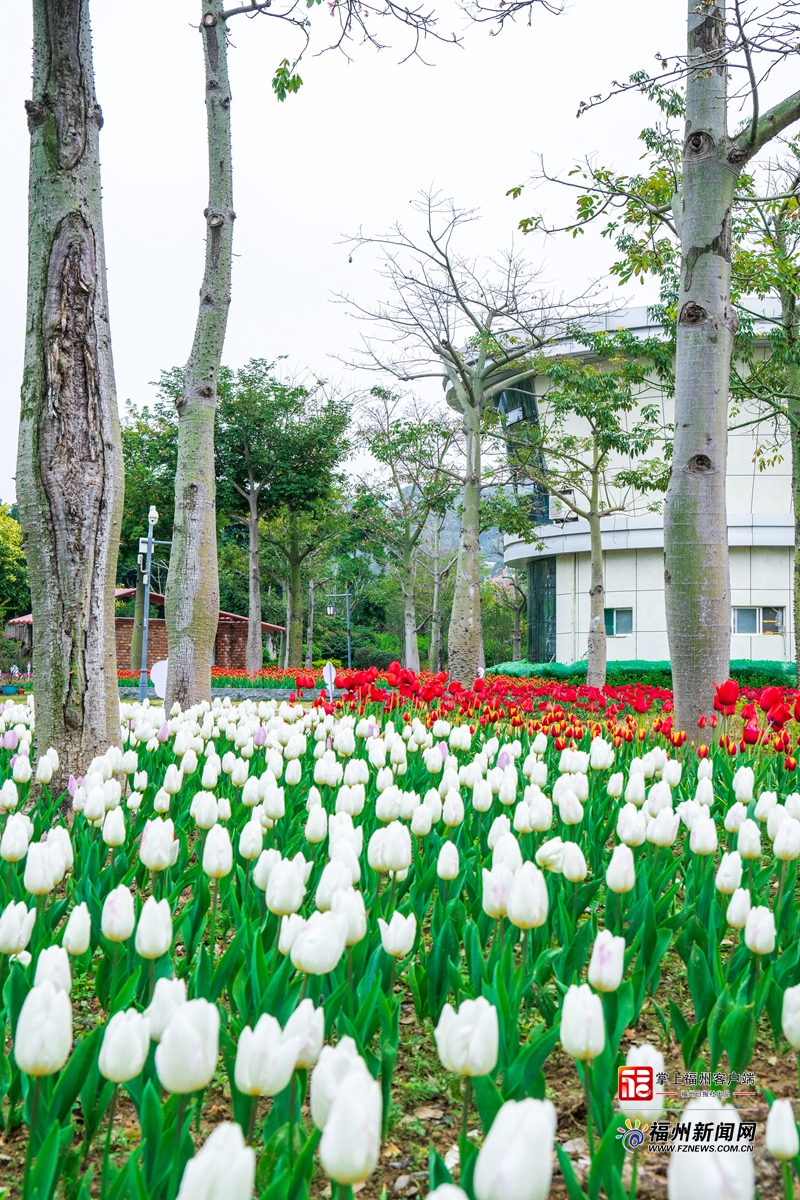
[344,193,598,683]
[357,388,459,670]
[215,359,350,673]
[16,0,124,790]
[495,330,670,686]
[0,504,31,623]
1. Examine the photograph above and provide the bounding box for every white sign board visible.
[322,661,336,698]
[150,660,168,699]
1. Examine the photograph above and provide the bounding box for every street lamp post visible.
[137,507,172,701]
[325,588,352,669]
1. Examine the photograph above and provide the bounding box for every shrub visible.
[487,658,798,688]
[353,648,396,671]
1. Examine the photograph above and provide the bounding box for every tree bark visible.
[447,409,483,682]
[664,1,736,731]
[286,515,303,667]
[17,0,124,792]
[245,502,262,675]
[783,292,800,677]
[586,489,607,688]
[165,0,233,710]
[305,579,315,669]
[402,525,421,672]
[131,562,145,672]
[428,522,443,673]
[512,602,522,662]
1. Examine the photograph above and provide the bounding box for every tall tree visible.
[0,505,31,623]
[343,194,597,682]
[17,0,124,790]
[507,3,800,727]
[215,360,350,672]
[165,0,458,710]
[357,389,459,671]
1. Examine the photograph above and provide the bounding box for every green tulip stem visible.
[246,1095,258,1145]
[347,947,355,1019]
[388,875,397,917]
[21,1076,42,1200]
[461,1075,472,1139]
[783,1162,793,1200]
[498,918,505,954]
[149,960,156,1005]
[583,1061,595,1157]
[244,861,251,908]
[168,1095,188,1200]
[299,974,308,1003]
[100,1083,118,1199]
[777,861,787,933]
[629,1148,637,1200]
[289,1070,297,1171]
[6,858,12,895]
[109,944,119,1012]
[209,879,219,962]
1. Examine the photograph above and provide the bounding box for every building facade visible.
[502,307,794,665]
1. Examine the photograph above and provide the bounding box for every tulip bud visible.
[624,774,645,807]
[646,809,679,847]
[562,842,588,883]
[102,885,136,943]
[24,841,56,896]
[726,887,751,930]
[34,945,72,994]
[283,997,325,1068]
[235,1013,302,1096]
[715,851,743,895]
[176,1122,255,1200]
[35,756,53,785]
[782,983,800,1049]
[587,930,625,993]
[238,820,263,862]
[319,1070,382,1185]
[378,910,417,958]
[305,805,328,844]
[435,997,498,1077]
[62,902,91,956]
[505,861,547,930]
[315,859,353,912]
[737,818,761,860]
[775,817,800,861]
[481,863,514,919]
[100,1008,151,1083]
[744,905,775,955]
[724,802,747,834]
[535,837,565,873]
[0,779,19,813]
[666,1098,754,1198]
[291,910,348,975]
[14,980,72,1076]
[253,847,281,892]
[156,998,219,1093]
[140,818,179,872]
[144,975,187,1042]
[560,983,605,1061]
[135,896,173,960]
[203,824,233,880]
[473,1098,557,1200]
[618,1042,665,1122]
[733,765,754,803]
[267,858,306,916]
[766,1098,799,1161]
[102,807,126,848]
[13,755,32,784]
[0,900,36,955]
[436,840,459,882]
[330,888,367,948]
[616,803,646,847]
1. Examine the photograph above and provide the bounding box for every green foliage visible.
[0,502,30,621]
[488,658,798,688]
[272,59,303,102]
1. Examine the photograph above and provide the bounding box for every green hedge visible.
[487,659,798,689]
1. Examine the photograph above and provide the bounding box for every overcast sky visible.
[0,0,690,505]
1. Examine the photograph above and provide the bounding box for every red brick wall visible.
[116,618,250,671]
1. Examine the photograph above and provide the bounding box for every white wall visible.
[553,545,794,664]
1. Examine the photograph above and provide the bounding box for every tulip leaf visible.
[139,1080,163,1186]
[587,1115,626,1200]
[428,1146,454,1190]
[25,1119,61,1200]
[555,1144,589,1200]
[472,1073,503,1133]
[720,1004,757,1074]
[210,929,245,1002]
[560,917,593,985]
[503,1025,560,1100]
[707,987,734,1071]
[49,1028,102,1130]
[688,945,715,1024]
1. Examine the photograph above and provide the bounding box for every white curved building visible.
[502,306,794,665]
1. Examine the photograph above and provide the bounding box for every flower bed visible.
[0,677,799,1197]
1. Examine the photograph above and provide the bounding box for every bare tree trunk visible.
[305,579,315,669]
[448,410,483,682]
[282,586,291,669]
[245,502,262,674]
[664,2,735,730]
[17,0,124,792]
[428,521,443,673]
[165,0,233,710]
[402,527,420,672]
[286,515,304,667]
[787,332,800,678]
[586,495,607,688]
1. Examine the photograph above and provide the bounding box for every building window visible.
[605,608,633,637]
[732,606,784,635]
